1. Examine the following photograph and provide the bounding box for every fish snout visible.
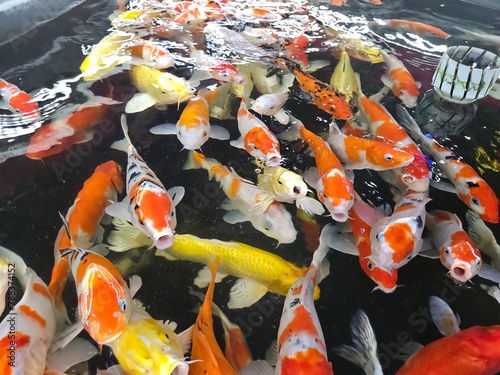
[332,212,349,222]
[448,263,472,284]
[154,231,175,249]
[266,155,282,166]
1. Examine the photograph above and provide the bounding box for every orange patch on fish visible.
[243,126,278,155]
[18,305,46,328]
[227,178,242,198]
[32,283,51,299]
[385,222,414,263]
[135,189,172,233]
[278,305,320,349]
[390,68,419,97]
[280,348,333,375]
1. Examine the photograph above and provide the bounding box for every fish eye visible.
[476,259,481,265]
[202,131,207,137]
[406,253,412,260]
[277,179,283,185]
[375,233,381,241]
[322,192,327,199]
[367,261,374,270]
[444,246,451,254]
[384,154,393,161]
[161,91,167,95]
[119,300,127,312]
[399,90,404,95]
[471,197,480,206]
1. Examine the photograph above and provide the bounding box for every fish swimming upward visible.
[276,58,353,120]
[397,105,499,224]
[330,50,359,106]
[150,87,230,150]
[106,115,185,250]
[425,210,482,285]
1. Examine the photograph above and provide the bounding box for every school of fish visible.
[0,0,499,374]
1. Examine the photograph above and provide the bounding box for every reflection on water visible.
[0,0,499,374]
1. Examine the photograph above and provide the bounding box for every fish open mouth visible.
[332,212,349,222]
[449,265,471,284]
[155,234,175,249]
[266,155,281,166]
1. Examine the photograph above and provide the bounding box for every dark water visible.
[0,0,499,374]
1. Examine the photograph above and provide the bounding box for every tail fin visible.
[429,296,460,336]
[183,150,205,170]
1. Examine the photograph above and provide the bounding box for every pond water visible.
[0,0,499,374]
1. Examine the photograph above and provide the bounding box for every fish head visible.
[365,143,414,169]
[156,73,195,104]
[273,168,308,200]
[398,155,430,192]
[210,62,246,85]
[318,170,354,222]
[459,180,499,224]
[250,92,288,116]
[360,255,398,293]
[260,202,297,244]
[244,127,281,166]
[134,184,176,249]
[440,234,482,284]
[78,262,132,344]
[109,317,188,375]
[393,78,420,108]
[177,122,210,150]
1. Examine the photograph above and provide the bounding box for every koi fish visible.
[327,120,415,171]
[356,74,430,192]
[188,46,246,85]
[80,30,134,81]
[276,58,353,120]
[369,190,429,271]
[150,87,230,150]
[294,115,354,222]
[380,50,421,108]
[428,296,461,337]
[189,255,238,375]
[327,193,399,293]
[63,246,141,344]
[0,246,97,374]
[0,78,40,120]
[255,159,325,215]
[296,209,322,253]
[48,160,124,327]
[183,150,296,244]
[283,34,310,67]
[231,96,282,166]
[397,105,499,224]
[126,65,196,113]
[250,91,290,125]
[334,310,383,375]
[330,50,358,105]
[325,27,384,64]
[107,306,192,375]
[371,19,450,38]
[109,220,325,309]
[26,94,121,160]
[467,210,500,271]
[106,115,185,250]
[128,40,175,70]
[425,210,482,284]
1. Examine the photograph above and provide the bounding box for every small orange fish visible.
[295,116,354,222]
[48,161,124,326]
[283,35,310,66]
[26,94,120,160]
[276,58,353,120]
[426,210,482,284]
[189,255,238,375]
[373,19,450,39]
[0,78,40,120]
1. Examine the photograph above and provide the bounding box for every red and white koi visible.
[184,151,296,244]
[369,190,430,271]
[150,87,230,150]
[327,193,399,293]
[231,97,282,166]
[327,120,415,171]
[425,210,482,284]
[276,58,353,120]
[128,40,175,70]
[62,246,141,344]
[0,78,41,121]
[293,115,354,222]
[356,74,430,192]
[106,115,185,250]
[380,50,421,108]
[397,105,499,224]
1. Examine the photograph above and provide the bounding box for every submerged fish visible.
[0,78,41,120]
[330,50,358,105]
[371,19,450,38]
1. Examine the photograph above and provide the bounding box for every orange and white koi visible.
[189,255,238,375]
[48,160,124,327]
[0,78,40,120]
[327,193,399,293]
[231,97,282,166]
[0,246,97,374]
[171,1,207,25]
[425,210,482,284]
[380,50,421,108]
[106,115,185,250]
[327,120,415,171]
[188,46,246,85]
[369,190,430,271]
[26,94,121,160]
[397,105,499,224]
[150,87,230,150]
[293,115,354,222]
[371,19,450,38]
[184,150,296,244]
[274,224,333,375]
[356,74,430,192]
[237,7,282,22]
[128,40,175,70]
[62,246,141,344]
[282,34,310,67]
[276,58,353,119]
[250,91,289,124]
